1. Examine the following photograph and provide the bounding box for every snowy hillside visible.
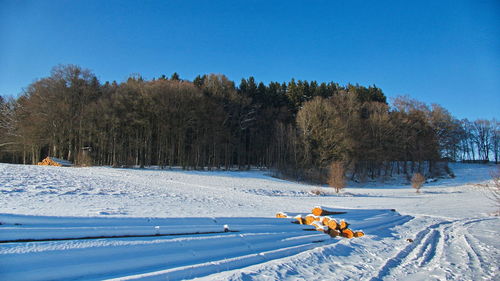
[0,163,498,280]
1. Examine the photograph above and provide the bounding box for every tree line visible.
[0,65,498,182]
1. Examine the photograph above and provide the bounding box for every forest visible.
[0,65,498,183]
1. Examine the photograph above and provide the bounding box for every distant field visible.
[0,163,498,280]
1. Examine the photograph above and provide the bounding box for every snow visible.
[0,163,499,280]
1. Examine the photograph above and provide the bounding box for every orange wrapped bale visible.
[353,231,364,238]
[342,228,354,239]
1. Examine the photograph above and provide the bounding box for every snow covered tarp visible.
[0,213,328,280]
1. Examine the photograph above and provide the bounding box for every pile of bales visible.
[276,206,364,239]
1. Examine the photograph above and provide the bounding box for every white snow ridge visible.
[0,163,498,280]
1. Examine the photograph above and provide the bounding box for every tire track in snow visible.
[369,220,452,281]
[416,229,441,268]
[456,218,498,280]
[370,217,498,281]
[461,234,484,277]
[462,233,497,279]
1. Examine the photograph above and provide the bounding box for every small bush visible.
[411,172,425,193]
[328,161,345,193]
[487,167,500,215]
[492,167,500,189]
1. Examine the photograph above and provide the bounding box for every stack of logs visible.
[276,206,364,239]
[37,157,63,167]
[37,157,73,167]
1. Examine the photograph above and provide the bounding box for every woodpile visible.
[338,220,349,231]
[327,219,338,230]
[275,212,288,218]
[37,157,73,167]
[311,206,346,216]
[353,231,364,238]
[329,229,341,237]
[341,229,354,239]
[293,215,305,224]
[320,216,331,225]
[305,214,318,225]
[275,206,364,239]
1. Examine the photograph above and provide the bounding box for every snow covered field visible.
[0,163,498,280]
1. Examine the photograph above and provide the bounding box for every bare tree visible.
[491,120,499,164]
[472,120,492,162]
[328,161,346,193]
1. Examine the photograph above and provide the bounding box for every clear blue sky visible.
[1,0,498,119]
